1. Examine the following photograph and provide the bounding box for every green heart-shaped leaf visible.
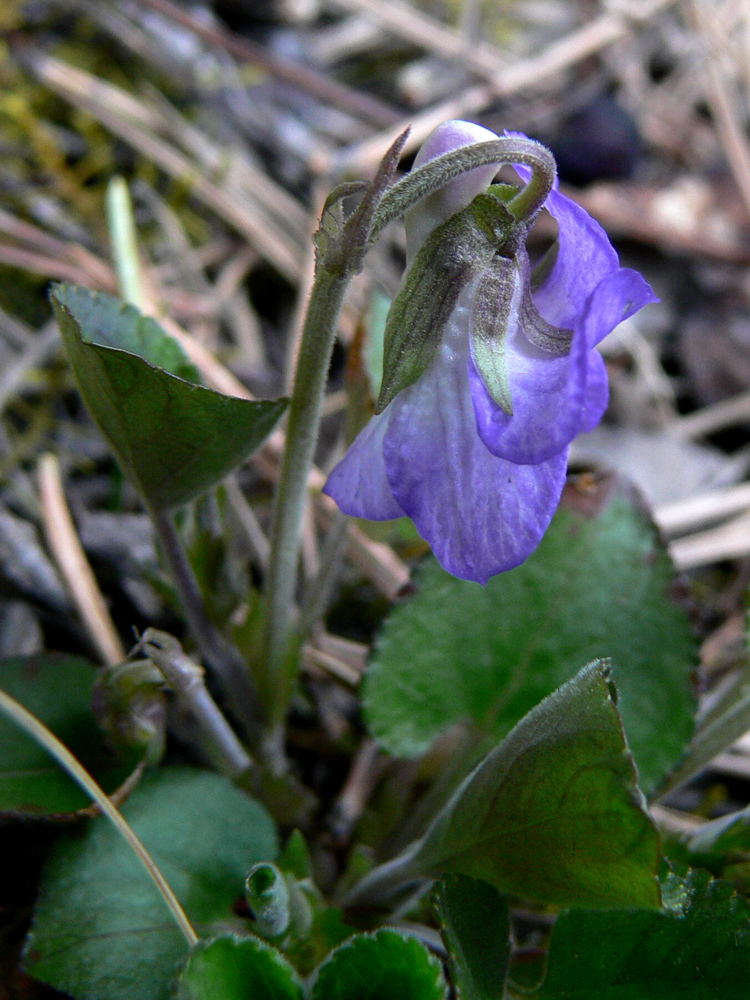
[405,662,660,910]
[0,653,142,818]
[176,935,303,1000]
[52,285,287,511]
[364,475,696,795]
[433,874,509,1000]
[529,869,750,999]
[24,767,277,1000]
[312,929,447,1000]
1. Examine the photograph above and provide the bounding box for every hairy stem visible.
[369,137,556,244]
[141,628,254,778]
[262,268,350,745]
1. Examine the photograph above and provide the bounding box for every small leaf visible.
[433,874,509,1000]
[530,869,750,999]
[686,806,750,867]
[52,285,288,510]
[278,829,312,880]
[0,653,140,818]
[375,193,514,413]
[672,805,750,891]
[312,929,447,1000]
[407,662,660,910]
[364,474,697,795]
[24,767,277,1000]
[175,935,303,1000]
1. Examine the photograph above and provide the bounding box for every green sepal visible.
[375,192,515,414]
[469,256,520,415]
[469,240,573,414]
[487,182,520,204]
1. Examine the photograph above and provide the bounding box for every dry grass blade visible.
[37,453,126,666]
[329,0,682,174]
[668,510,750,569]
[23,50,304,281]
[654,481,750,536]
[140,0,400,128]
[0,322,60,415]
[0,208,117,288]
[328,0,510,79]
[690,0,750,219]
[670,389,750,439]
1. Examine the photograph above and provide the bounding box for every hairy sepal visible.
[469,256,521,416]
[376,192,515,414]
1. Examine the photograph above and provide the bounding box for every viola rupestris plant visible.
[324,121,656,583]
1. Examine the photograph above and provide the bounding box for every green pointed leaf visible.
[175,935,303,1000]
[364,475,697,795]
[312,929,447,1000]
[407,662,660,909]
[433,874,509,1000]
[0,653,142,818]
[671,805,750,891]
[278,829,313,880]
[24,767,277,1000]
[52,285,288,510]
[530,869,750,999]
[686,805,750,868]
[375,193,514,413]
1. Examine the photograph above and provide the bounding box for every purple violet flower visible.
[323,120,656,584]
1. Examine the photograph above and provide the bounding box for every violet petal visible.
[470,267,656,464]
[323,409,405,520]
[382,287,568,584]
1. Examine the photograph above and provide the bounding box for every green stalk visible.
[150,506,260,739]
[0,687,198,947]
[369,137,556,244]
[340,843,422,909]
[262,267,350,756]
[259,132,556,767]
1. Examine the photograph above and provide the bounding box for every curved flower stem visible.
[150,505,260,739]
[260,132,556,768]
[260,132,409,771]
[0,687,198,947]
[369,137,556,245]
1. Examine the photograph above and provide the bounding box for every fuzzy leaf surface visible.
[175,935,303,1000]
[364,475,696,794]
[408,662,660,909]
[312,929,447,1000]
[530,869,750,999]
